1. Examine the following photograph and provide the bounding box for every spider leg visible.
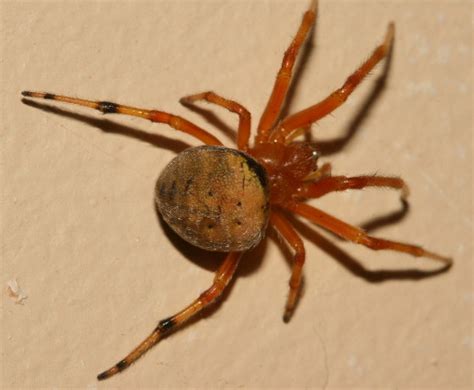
[255,0,317,143]
[298,175,409,199]
[270,210,306,323]
[97,252,241,381]
[180,91,251,150]
[285,202,452,265]
[272,22,394,143]
[21,91,222,146]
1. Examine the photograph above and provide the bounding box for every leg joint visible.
[98,101,119,114]
[157,317,176,332]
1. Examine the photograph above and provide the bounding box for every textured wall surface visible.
[2,0,472,388]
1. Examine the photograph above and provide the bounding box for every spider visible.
[22,0,451,381]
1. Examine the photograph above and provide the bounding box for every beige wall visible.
[2,0,471,388]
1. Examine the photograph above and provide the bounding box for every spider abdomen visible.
[155,146,270,252]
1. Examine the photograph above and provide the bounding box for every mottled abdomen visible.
[156,146,269,251]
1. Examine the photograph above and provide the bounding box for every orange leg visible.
[180,91,251,151]
[21,91,222,146]
[255,0,317,143]
[298,175,409,199]
[97,252,241,380]
[285,202,452,265]
[270,210,306,323]
[272,22,395,143]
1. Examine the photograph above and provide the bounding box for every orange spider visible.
[21,0,451,381]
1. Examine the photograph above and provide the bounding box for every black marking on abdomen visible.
[184,177,193,193]
[159,183,166,197]
[237,151,268,189]
[98,101,119,113]
[44,93,55,100]
[169,180,177,200]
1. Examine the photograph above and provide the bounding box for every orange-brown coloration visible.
[249,142,318,205]
[21,0,451,382]
[156,146,269,251]
[181,92,251,151]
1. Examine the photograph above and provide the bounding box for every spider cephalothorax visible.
[250,141,320,205]
[21,0,451,381]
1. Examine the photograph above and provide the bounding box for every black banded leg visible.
[21,91,222,146]
[97,251,242,381]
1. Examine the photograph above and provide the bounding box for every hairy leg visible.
[285,202,451,265]
[272,22,394,143]
[21,91,222,146]
[256,0,317,143]
[270,210,306,322]
[180,91,251,150]
[298,175,409,199]
[97,252,241,380]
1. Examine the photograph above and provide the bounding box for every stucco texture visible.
[1,1,472,388]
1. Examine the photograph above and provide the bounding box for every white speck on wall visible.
[413,33,429,58]
[457,244,466,256]
[392,140,405,152]
[463,292,473,303]
[184,328,200,343]
[405,81,437,96]
[346,354,366,375]
[401,150,415,162]
[436,46,451,64]
[347,354,357,368]
[455,145,466,160]
[456,82,468,94]
[457,43,469,55]
[6,279,28,304]
[461,337,473,350]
